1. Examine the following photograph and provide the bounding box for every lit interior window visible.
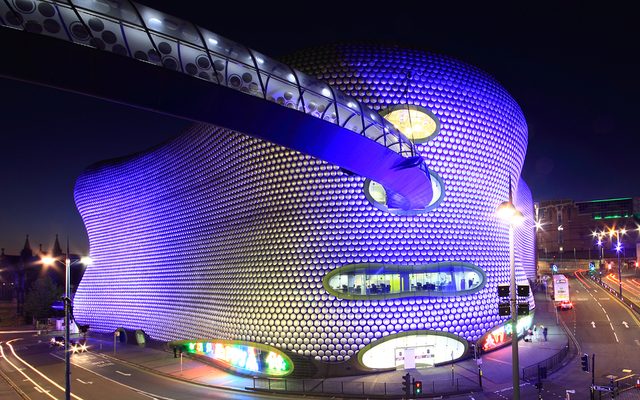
[324,262,485,299]
[380,105,440,143]
[171,339,293,377]
[364,170,444,214]
[358,331,466,369]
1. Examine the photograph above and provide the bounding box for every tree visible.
[23,276,62,323]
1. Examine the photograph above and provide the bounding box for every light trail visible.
[6,339,85,400]
[0,341,58,400]
[605,275,640,299]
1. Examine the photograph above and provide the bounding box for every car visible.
[50,336,64,347]
[70,339,88,354]
[559,300,573,310]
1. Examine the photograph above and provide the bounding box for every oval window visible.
[323,262,486,300]
[363,170,445,215]
[170,339,294,377]
[358,330,467,369]
[380,105,440,144]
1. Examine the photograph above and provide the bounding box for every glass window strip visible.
[323,262,486,300]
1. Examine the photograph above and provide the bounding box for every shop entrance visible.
[395,345,435,369]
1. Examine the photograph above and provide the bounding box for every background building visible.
[536,197,639,266]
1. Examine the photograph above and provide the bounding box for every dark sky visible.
[2,1,639,254]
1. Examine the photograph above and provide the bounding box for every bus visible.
[550,274,572,309]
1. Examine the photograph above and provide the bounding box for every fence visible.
[251,374,481,398]
[521,342,570,381]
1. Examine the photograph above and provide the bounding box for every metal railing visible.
[521,342,569,381]
[0,0,420,164]
[251,374,481,397]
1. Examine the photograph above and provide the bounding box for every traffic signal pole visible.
[591,354,595,400]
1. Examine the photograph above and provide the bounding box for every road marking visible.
[0,343,57,400]
[623,321,629,328]
[614,333,620,343]
[592,321,596,328]
[116,370,132,376]
[606,314,611,321]
[6,339,85,400]
[610,322,615,330]
[76,378,93,384]
[34,386,51,393]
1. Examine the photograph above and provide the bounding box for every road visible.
[563,270,640,396]
[449,271,640,400]
[0,333,295,400]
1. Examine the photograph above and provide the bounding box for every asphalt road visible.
[555,270,640,398]
[0,334,298,400]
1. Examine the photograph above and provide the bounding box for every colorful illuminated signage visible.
[175,339,293,377]
[480,314,533,351]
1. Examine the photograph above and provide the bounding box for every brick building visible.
[536,197,640,265]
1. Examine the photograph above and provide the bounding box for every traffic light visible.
[517,284,530,297]
[402,373,411,397]
[581,353,589,372]
[413,380,422,396]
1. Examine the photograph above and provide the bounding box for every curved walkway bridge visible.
[0,0,432,210]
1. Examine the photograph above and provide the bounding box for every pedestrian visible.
[543,326,548,341]
[532,324,537,342]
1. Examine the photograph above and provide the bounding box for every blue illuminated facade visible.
[71,44,534,375]
[0,0,535,376]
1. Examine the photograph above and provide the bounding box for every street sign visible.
[592,385,613,392]
[51,300,64,310]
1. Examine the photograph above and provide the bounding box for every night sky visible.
[1,2,639,255]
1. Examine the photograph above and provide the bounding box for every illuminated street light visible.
[40,241,91,400]
[496,178,523,400]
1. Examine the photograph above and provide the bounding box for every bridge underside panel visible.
[0,28,431,209]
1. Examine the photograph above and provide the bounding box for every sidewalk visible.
[74,289,570,398]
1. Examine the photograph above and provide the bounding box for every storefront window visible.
[324,262,485,299]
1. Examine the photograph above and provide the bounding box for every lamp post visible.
[496,179,524,400]
[615,230,623,299]
[41,240,91,400]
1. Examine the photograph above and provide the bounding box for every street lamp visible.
[41,239,90,400]
[496,179,524,400]
[615,231,623,299]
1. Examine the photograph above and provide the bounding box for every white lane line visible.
[116,370,132,376]
[610,322,615,330]
[76,378,93,384]
[51,353,175,400]
[0,342,58,400]
[635,340,640,346]
[614,333,620,343]
[6,339,85,400]
[606,314,611,321]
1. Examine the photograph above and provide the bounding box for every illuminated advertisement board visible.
[479,314,534,352]
[171,339,293,377]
